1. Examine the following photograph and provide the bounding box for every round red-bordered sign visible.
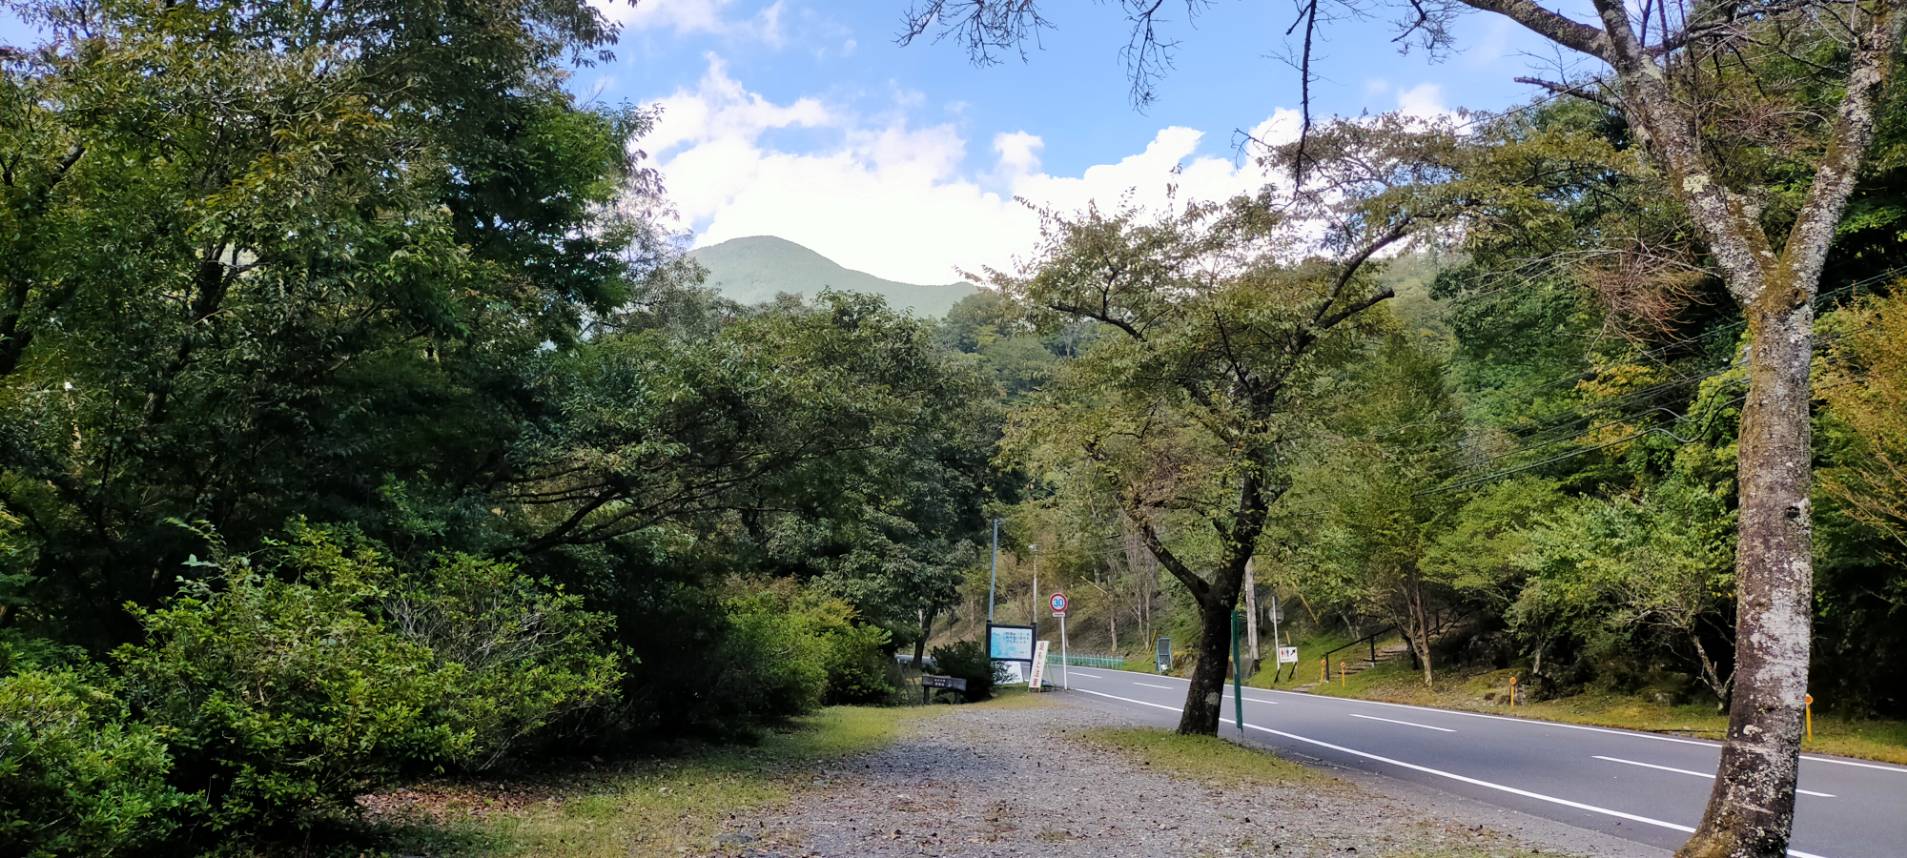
[1049,592,1068,614]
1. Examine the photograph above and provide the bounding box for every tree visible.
[995,191,1424,733]
[1283,335,1464,687]
[903,3,1905,851]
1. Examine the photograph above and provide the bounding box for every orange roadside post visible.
[1338,660,1346,687]
[1319,657,1326,683]
[1509,674,1518,709]
[1805,694,1814,741]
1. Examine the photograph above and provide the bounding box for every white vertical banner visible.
[1028,640,1050,690]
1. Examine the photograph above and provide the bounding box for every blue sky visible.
[2,1,1592,283]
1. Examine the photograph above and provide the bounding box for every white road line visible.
[1070,686,1832,858]
[1348,712,1456,733]
[1133,682,1174,690]
[1592,756,1836,798]
[1095,667,1907,776]
[1070,671,1104,679]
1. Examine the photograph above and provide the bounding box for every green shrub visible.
[0,667,191,856]
[384,552,623,769]
[116,524,620,832]
[710,582,832,721]
[928,639,1001,702]
[819,620,896,705]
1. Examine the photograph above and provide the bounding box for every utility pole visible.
[987,518,1000,622]
[1243,558,1260,667]
[1029,544,1039,626]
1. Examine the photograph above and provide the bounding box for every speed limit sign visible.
[1049,592,1068,616]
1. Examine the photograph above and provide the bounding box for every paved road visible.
[1053,665,1907,858]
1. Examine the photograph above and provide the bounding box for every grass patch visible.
[1305,656,1907,765]
[379,698,1035,856]
[1079,726,1332,789]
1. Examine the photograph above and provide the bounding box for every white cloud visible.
[594,0,783,45]
[1396,83,1450,119]
[646,57,1291,285]
[993,131,1043,176]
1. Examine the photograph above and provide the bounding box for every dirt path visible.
[717,694,1659,858]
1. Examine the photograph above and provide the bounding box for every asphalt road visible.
[1052,665,1907,858]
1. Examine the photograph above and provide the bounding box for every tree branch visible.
[1772,0,1904,300]
[1457,0,1612,59]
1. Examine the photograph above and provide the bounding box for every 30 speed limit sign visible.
[1049,592,1068,616]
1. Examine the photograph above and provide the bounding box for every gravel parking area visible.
[718,693,1659,857]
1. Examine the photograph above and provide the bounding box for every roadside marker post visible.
[1805,694,1814,740]
[1319,656,1326,684]
[1339,659,1346,688]
[1509,675,1518,709]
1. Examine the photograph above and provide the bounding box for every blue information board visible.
[987,623,1035,662]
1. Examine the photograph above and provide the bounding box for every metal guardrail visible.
[1045,652,1125,668]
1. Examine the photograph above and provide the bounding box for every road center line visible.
[1069,687,1831,858]
[1348,712,1456,733]
[1070,671,1104,679]
[1592,756,1836,798]
[1133,682,1173,690]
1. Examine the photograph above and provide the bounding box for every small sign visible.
[1277,646,1299,665]
[1049,592,1068,615]
[921,674,968,691]
[1028,640,1050,689]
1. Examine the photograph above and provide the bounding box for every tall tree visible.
[996,188,1429,733]
[904,3,1905,852]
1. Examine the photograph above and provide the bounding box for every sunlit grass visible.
[1304,655,1907,765]
[1079,726,1333,788]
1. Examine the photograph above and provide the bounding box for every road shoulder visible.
[721,692,1663,857]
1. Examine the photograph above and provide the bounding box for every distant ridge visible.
[687,235,979,318]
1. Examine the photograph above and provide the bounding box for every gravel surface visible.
[717,694,1661,858]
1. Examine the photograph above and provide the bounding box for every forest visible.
[2,0,1905,856]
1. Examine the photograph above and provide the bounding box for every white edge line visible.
[1070,687,1830,858]
[1592,756,1836,798]
[1075,666,1907,775]
[1133,682,1173,690]
[1071,671,1104,679]
[1348,712,1456,733]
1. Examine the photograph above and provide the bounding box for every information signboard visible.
[987,623,1035,662]
[1277,646,1299,665]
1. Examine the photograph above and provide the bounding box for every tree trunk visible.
[914,607,937,666]
[1409,567,1434,688]
[1178,595,1237,734]
[1680,297,1816,858]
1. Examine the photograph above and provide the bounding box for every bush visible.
[928,639,1002,702]
[0,667,191,856]
[819,620,895,705]
[115,524,620,832]
[384,552,623,769]
[712,584,833,722]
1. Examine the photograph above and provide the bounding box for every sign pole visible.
[1268,590,1282,683]
[1060,613,1070,689]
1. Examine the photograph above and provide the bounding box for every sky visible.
[1,0,1585,285]
[592,0,1575,284]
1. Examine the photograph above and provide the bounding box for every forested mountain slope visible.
[689,235,979,317]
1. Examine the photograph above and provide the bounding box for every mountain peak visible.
[688,236,977,317]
